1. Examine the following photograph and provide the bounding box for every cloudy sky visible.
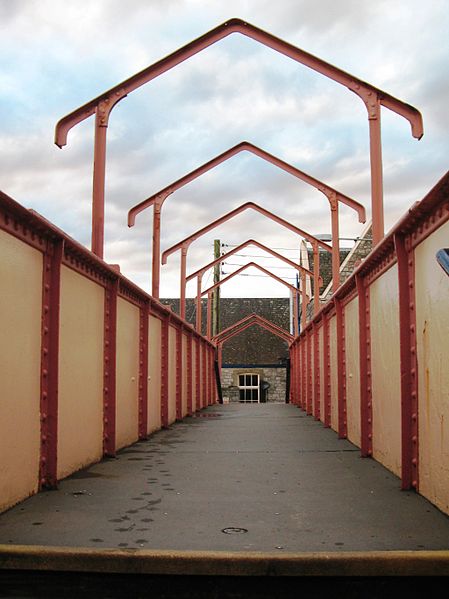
[1,0,448,298]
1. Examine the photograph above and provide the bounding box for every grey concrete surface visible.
[1,404,449,552]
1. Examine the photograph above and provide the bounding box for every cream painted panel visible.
[182,333,188,417]
[168,325,177,424]
[416,221,449,514]
[148,315,161,434]
[0,232,42,511]
[58,267,104,479]
[319,325,325,423]
[370,264,401,477]
[115,298,139,450]
[345,297,361,447]
[329,315,338,432]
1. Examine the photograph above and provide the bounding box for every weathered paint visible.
[115,297,140,450]
[415,221,449,513]
[370,264,401,476]
[148,315,162,434]
[182,333,188,417]
[329,315,338,432]
[0,231,42,511]
[168,325,177,424]
[58,267,103,479]
[344,297,361,447]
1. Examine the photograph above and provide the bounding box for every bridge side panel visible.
[57,266,104,479]
[168,325,177,424]
[415,221,449,513]
[370,264,401,477]
[0,231,42,511]
[148,315,162,434]
[344,297,361,447]
[182,332,188,417]
[319,324,325,423]
[329,314,338,432]
[115,297,140,450]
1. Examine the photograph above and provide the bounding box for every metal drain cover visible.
[222,527,248,535]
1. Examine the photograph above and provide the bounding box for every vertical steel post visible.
[175,326,183,420]
[313,241,320,314]
[313,323,321,421]
[212,239,221,337]
[196,274,202,333]
[152,201,162,299]
[329,193,340,291]
[187,332,193,416]
[202,340,207,408]
[180,245,188,319]
[160,317,169,427]
[103,276,118,456]
[207,291,212,340]
[138,302,149,440]
[92,109,108,258]
[301,271,308,326]
[195,337,201,412]
[335,297,347,439]
[395,233,419,490]
[306,329,313,415]
[367,95,384,245]
[301,337,307,410]
[356,274,373,457]
[39,239,63,490]
[322,311,331,428]
[290,345,295,404]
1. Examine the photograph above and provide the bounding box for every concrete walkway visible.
[1,404,449,553]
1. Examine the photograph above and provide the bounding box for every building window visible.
[238,373,260,403]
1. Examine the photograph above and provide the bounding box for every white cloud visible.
[1,0,448,298]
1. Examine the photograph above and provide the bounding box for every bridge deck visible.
[1,403,448,554]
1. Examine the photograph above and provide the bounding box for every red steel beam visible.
[175,326,183,420]
[195,337,201,413]
[160,317,169,427]
[335,297,348,439]
[356,274,373,457]
[306,329,313,415]
[189,238,315,333]
[322,311,331,428]
[186,332,193,416]
[56,18,422,258]
[201,261,304,338]
[213,312,294,344]
[138,302,149,439]
[216,318,293,347]
[162,202,331,322]
[103,277,118,457]
[39,239,63,490]
[394,232,419,490]
[128,142,366,297]
[313,323,321,421]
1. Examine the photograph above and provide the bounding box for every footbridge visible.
[1,17,449,598]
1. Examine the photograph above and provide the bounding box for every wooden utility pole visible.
[212,240,221,337]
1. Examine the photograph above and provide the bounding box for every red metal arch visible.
[199,261,305,338]
[186,238,315,332]
[213,313,293,344]
[55,18,422,258]
[162,201,331,320]
[128,141,366,296]
[213,313,293,374]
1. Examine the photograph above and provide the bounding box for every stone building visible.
[160,224,372,404]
